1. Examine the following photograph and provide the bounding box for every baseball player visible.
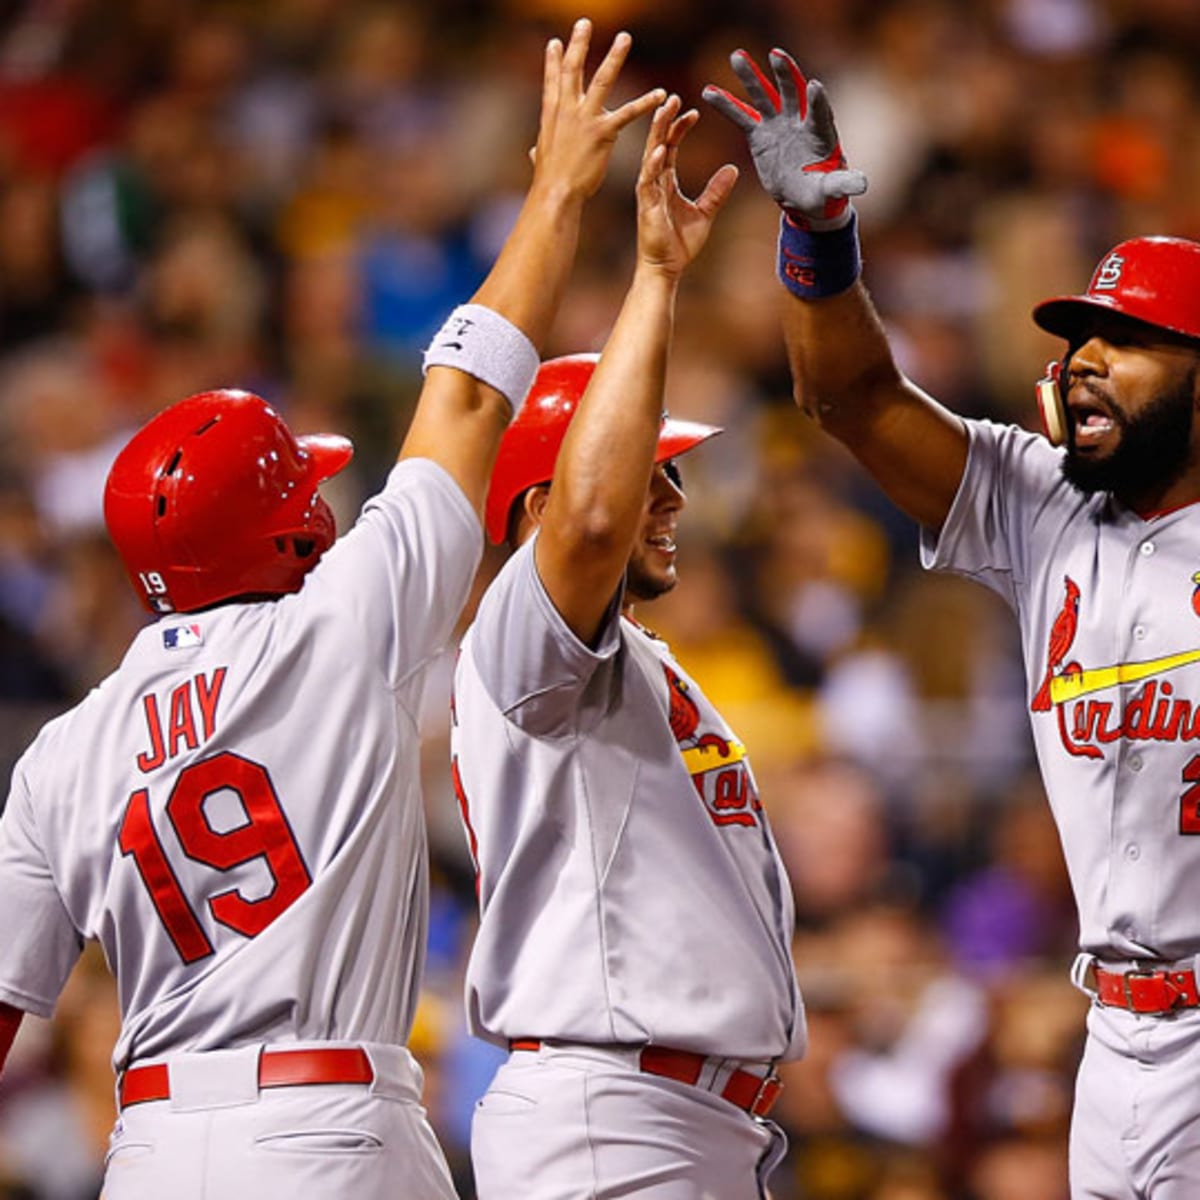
[706,43,1200,1200]
[0,21,665,1199]
[450,93,804,1200]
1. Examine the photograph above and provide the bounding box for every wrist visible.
[526,175,590,216]
[783,202,855,233]
[422,304,540,414]
[633,258,684,288]
[777,210,861,300]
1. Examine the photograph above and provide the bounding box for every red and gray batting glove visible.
[703,48,866,230]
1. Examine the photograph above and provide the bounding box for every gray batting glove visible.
[703,48,866,230]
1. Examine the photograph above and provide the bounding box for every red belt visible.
[510,1040,783,1118]
[118,1047,374,1110]
[1093,963,1200,1014]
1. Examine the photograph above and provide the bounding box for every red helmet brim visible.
[299,433,354,483]
[655,417,722,462]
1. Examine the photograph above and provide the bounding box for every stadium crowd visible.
[2,0,1199,1196]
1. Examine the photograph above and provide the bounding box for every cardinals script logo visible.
[664,663,761,828]
[1034,574,1200,758]
[1093,252,1125,291]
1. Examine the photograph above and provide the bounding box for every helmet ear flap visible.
[1036,359,1068,447]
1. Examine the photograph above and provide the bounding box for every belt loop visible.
[695,1055,723,1090]
[749,1064,782,1118]
[1070,952,1097,997]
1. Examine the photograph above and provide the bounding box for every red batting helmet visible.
[1033,236,1200,343]
[483,353,722,545]
[104,389,353,614]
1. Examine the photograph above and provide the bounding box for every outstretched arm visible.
[705,48,967,532]
[535,96,738,643]
[399,19,666,517]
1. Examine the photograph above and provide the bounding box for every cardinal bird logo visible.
[665,664,702,742]
[1031,576,1081,712]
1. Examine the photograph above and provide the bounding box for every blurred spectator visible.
[766,756,898,927]
[940,772,1077,978]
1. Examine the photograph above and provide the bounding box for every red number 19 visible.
[118,752,311,963]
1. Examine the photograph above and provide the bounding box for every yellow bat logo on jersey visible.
[680,738,747,775]
[1049,649,1200,705]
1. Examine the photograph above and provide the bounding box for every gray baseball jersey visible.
[450,537,805,1061]
[0,458,480,1070]
[924,418,1200,961]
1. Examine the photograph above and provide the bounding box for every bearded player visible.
[707,42,1200,1200]
[0,22,665,1199]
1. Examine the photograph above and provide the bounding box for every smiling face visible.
[624,461,686,603]
[1059,313,1200,511]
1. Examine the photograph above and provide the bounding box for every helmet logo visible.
[1093,253,1125,292]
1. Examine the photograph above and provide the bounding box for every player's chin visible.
[626,557,678,603]
[1061,440,1122,494]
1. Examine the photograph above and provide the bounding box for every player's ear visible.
[525,485,550,525]
[510,484,550,546]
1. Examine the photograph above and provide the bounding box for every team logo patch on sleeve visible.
[663,663,762,828]
[163,623,203,650]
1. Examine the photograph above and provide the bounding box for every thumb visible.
[694,163,740,219]
[821,169,867,198]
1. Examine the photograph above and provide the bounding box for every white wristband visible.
[421,304,539,413]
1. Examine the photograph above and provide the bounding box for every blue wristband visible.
[777,210,861,299]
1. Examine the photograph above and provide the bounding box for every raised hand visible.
[703,48,865,229]
[532,18,666,203]
[635,95,739,279]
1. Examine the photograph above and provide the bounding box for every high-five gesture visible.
[403,19,663,515]
[635,95,739,279]
[703,48,865,229]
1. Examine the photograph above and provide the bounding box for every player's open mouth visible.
[647,534,676,554]
[1069,397,1116,449]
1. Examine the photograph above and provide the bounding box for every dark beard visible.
[624,557,677,603]
[1061,371,1195,500]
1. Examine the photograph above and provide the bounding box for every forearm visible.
[552,265,679,540]
[782,279,906,435]
[472,180,587,347]
[782,276,967,528]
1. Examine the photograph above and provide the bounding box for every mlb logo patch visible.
[163,623,203,650]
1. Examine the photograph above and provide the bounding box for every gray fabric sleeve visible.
[0,765,83,1016]
[469,537,622,738]
[920,418,1064,608]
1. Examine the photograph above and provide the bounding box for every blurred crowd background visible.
[1,0,1199,1196]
